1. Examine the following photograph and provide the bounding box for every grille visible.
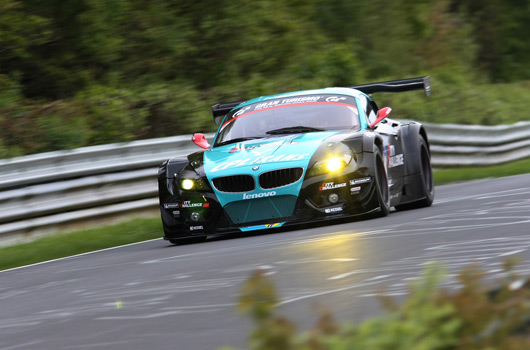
[259,167,304,189]
[224,195,297,224]
[211,175,255,193]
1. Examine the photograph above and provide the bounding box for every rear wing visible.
[349,76,431,96]
[211,76,430,123]
[212,101,245,124]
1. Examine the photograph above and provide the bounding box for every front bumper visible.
[160,169,379,241]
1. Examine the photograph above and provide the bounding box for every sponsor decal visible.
[239,222,286,232]
[254,100,280,110]
[189,225,203,231]
[386,145,396,157]
[388,154,404,168]
[325,96,347,102]
[181,201,204,208]
[350,186,361,194]
[325,207,343,214]
[210,153,310,172]
[233,106,251,117]
[164,203,179,209]
[255,96,323,110]
[172,210,180,217]
[350,177,371,185]
[390,193,401,200]
[319,182,347,191]
[243,191,276,200]
[384,145,403,168]
[203,202,210,208]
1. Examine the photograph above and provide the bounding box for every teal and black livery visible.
[158,77,434,245]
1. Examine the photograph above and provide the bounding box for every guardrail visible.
[425,121,530,166]
[1,121,529,246]
[0,135,214,246]
[0,135,204,190]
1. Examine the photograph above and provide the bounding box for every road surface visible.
[1,174,530,349]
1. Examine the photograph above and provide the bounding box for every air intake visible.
[212,175,255,193]
[259,167,304,189]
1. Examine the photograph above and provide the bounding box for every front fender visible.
[158,157,188,199]
[341,130,383,154]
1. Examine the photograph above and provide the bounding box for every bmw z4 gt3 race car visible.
[158,77,434,244]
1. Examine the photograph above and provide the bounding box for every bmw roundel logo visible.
[252,165,260,171]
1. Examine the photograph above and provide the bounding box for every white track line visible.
[0,238,161,273]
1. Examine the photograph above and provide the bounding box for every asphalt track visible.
[1,174,530,350]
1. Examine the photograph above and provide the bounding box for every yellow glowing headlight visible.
[179,178,208,190]
[307,145,354,177]
[181,179,195,190]
[326,157,344,172]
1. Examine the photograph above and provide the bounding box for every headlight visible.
[307,144,354,177]
[181,179,194,190]
[179,178,208,190]
[326,157,345,171]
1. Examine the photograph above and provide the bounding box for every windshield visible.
[214,94,360,147]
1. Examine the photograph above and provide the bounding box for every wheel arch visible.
[360,131,384,155]
[395,122,434,209]
[401,122,430,176]
[374,135,384,154]
[419,125,430,152]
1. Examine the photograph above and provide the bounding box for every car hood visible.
[204,131,339,174]
[203,131,340,206]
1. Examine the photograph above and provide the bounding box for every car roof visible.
[236,87,365,109]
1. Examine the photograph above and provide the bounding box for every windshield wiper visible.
[215,137,262,147]
[265,126,325,135]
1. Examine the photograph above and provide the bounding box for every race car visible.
[158,77,434,244]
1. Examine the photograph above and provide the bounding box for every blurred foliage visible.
[225,262,530,350]
[1,0,530,157]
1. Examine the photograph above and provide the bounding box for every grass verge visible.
[433,157,530,185]
[0,217,162,271]
[1,159,528,271]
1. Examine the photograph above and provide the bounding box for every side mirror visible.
[368,107,392,129]
[192,133,210,149]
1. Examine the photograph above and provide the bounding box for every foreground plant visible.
[224,261,530,350]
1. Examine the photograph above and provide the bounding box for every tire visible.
[169,236,207,245]
[372,147,390,217]
[395,136,434,211]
